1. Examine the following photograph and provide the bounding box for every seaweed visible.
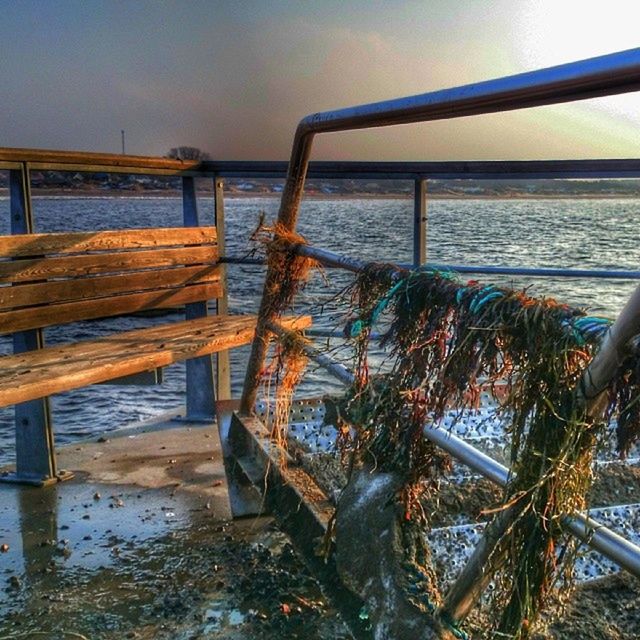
[334,264,640,638]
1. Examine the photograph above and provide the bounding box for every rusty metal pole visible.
[240,127,315,414]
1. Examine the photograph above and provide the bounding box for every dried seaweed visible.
[335,264,640,638]
[251,217,322,318]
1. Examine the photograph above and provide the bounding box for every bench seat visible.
[0,314,311,407]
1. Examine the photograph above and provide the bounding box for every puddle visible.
[0,479,351,639]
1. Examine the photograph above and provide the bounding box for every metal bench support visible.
[182,176,217,420]
[4,164,68,485]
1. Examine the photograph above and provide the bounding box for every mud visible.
[0,507,351,640]
[295,448,640,639]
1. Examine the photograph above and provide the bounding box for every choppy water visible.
[1,195,639,464]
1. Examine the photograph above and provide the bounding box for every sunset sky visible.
[1,0,640,161]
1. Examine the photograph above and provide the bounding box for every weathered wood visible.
[0,226,216,259]
[0,282,223,334]
[0,161,21,170]
[0,264,221,311]
[0,245,217,284]
[0,147,205,172]
[0,314,311,407]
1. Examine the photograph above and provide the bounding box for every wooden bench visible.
[0,225,309,484]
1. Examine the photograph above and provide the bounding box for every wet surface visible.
[0,422,352,639]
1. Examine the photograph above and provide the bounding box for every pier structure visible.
[2,48,640,638]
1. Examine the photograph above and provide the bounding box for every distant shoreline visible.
[0,188,638,200]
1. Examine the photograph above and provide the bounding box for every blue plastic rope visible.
[563,315,611,345]
[439,611,470,640]
[469,285,504,314]
[348,277,407,338]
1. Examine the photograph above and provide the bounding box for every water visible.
[1,195,639,465]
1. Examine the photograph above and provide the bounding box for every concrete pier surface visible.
[0,417,351,640]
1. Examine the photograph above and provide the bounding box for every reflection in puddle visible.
[0,480,350,639]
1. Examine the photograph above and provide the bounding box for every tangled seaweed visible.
[261,332,310,464]
[335,264,640,639]
[254,225,640,637]
[250,217,321,319]
[251,219,318,460]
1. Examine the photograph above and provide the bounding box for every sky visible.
[1,0,640,161]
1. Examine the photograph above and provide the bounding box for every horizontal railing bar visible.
[423,427,640,578]
[305,328,383,340]
[269,322,640,579]
[5,147,640,181]
[223,253,640,281]
[269,321,354,384]
[213,158,640,180]
[27,162,211,177]
[221,257,266,266]
[298,49,640,135]
[0,147,205,172]
[407,264,640,280]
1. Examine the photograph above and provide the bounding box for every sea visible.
[1,195,639,465]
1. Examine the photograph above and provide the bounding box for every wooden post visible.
[413,178,427,266]
[7,163,58,485]
[214,177,231,400]
[182,176,216,420]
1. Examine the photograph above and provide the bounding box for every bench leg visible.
[185,301,217,421]
[1,332,72,486]
[182,176,218,420]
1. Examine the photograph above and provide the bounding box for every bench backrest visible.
[0,226,220,335]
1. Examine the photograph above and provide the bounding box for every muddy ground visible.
[1,421,638,640]
[0,510,351,640]
[297,447,640,640]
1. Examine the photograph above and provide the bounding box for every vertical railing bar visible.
[182,176,216,420]
[8,162,58,484]
[413,178,427,266]
[214,176,231,400]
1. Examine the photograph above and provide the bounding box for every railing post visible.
[182,176,216,420]
[413,178,427,266]
[6,163,58,485]
[213,177,231,400]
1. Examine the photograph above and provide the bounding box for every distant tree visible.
[166,146,211,161]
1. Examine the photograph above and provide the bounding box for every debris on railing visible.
[331,264,640,639]
[257,237,640,638]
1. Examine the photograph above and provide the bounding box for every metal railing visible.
[234,46,640,628]
[240,47,640,412]
[268,248,640,582]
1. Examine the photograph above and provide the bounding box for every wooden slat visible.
[0,161,21,171]
[0,245,217,284]
[0,226,216,259]
[0,282,222,334]
[0,314,312,406]
[0,264,221,310]
[0,147,204,171]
